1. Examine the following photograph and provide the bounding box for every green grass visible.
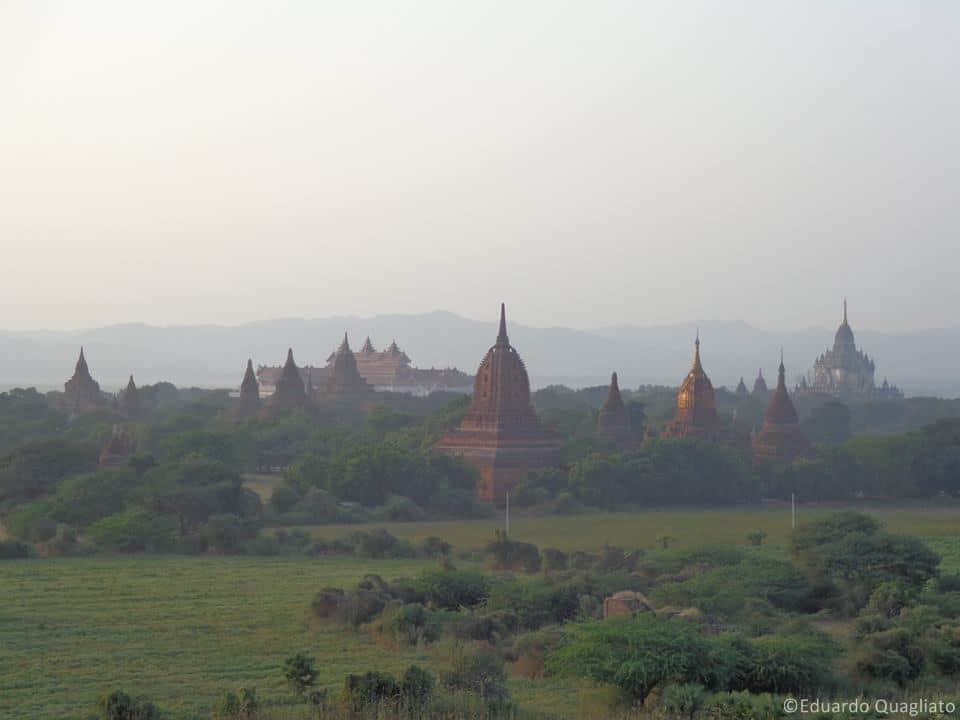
[2,506,958,719]
[290,504,960,555]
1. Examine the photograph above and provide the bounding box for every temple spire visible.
[610,371,620,392]
[843,298,848,325]
[285,348,295,367]
[497,303,509,344]
[693,331,702,369]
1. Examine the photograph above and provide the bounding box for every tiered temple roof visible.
[660,336,722,440]
[320,334,375,403]
[804,300,900,398]
[752,354,812,463]
[235,359,261,419]
[64,347,107,413]
[262,348,309,415]
[752,369,768,394]
[597,372,633,445]
[437,304,560,503]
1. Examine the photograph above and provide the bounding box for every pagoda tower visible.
[752,353,812,463]
[64,347,107,412]
[359,337,376,355]
[735,377,749,398]
[437,304,560,503]
[235,359,261,419]
[99,424,136,467]
[119,375,143,419]
[263,349,309,415]
[320,333,374,403]
[597,371,633,445]
[661,335,722,440]
[752,369,768,394]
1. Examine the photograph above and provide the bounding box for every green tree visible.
[283,652,318,699]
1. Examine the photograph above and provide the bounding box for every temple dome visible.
[469,304,532,418]
[676,336,716,415]
[834,300,856,350]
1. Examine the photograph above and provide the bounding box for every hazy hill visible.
[1,312,958,397]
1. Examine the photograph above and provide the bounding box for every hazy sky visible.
[1,1,957,332]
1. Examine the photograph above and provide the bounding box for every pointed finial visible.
[286,348,295,365]
[843,298,848,324]
[246,358,254,371]
[779,348,785,375]
[497,303,509,343]
[611,371,619,390]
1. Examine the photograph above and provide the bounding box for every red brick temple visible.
[752,354,812,463]
[235,359,261,420]
[318,334,375,404]
[597,371,633,446]
[119,375,142,420]
[64,347,107,413]
[437,304,560,504]
[262,348,309,416]
[660,335,723,441]
[99,425,135,467]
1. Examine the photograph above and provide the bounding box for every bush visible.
[342,671,399,712]
[657,682,707,720]
[400,665,435,705]
[485,577,580,631]
[485,530,541,573]
[442,645,509,703]
[311,586,386,627]
[96,689,162,720]
[88,511,175,552]
[202,514,245,553]
[542,548,568,573]
[419,536,452,558]
[0,539,32,559]
[854,628,924,686]
[548,615,736,703]
[283,652,318,699]
[371,602,441,647]
[740,632,839,694]
[216,687,259,719]
[704,691,786,720]
[269,485,300,514]
[416,569,490,610]
[376,494,426,522]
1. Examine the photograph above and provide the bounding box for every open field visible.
[288,505,960,564]
[2,506,958,719]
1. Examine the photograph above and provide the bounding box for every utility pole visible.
[505,491,510,537]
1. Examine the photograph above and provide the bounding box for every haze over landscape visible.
[2,1,958,336]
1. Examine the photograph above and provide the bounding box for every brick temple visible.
[596,371,633,446]
[63,347,107,413]
[437,304,560,504]
[752,354,812,463]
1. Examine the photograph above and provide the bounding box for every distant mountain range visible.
[2,312,958,397]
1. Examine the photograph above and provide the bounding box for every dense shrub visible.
[95,689,162,720]
[740,632,839,694]
[442,645,509,703]
[485,577,580,631]
[268,485,300,513]
[283,652,318,699]
[216,687,259,720]
[549,615,736,702]
[371,602,441,647]
[0,539,32,559]
[343,671,400,711]
[88,511,175,552]
[415,569,490,610]
[485,530,541,573]
[541,548,568,573]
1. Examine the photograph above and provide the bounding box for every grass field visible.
[290,505,960,566]
[2,506,958,719]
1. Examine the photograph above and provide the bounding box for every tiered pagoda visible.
[99,425,136,467]
[752,354,812,463]
[262,349,309,415]
[437,304,560,504]
[119,375,142,419]
[235,359,261,419]
[319,334,375,403]
[597,372,633,445]
[660,335,723,441]
[63,348,107,412]
[752,369,768,394]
